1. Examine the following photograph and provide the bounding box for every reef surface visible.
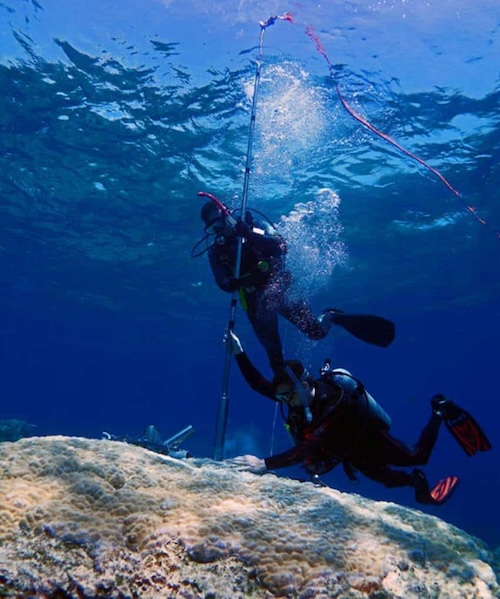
[0,436,498,598]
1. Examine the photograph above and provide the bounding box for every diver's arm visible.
[237,217,287,257]
[264,445,304,470]
[264,420,329,471]
[227,330,276,399]
[234,352,276,400]
[257,232,287,255]
[229,435,322,474]
[245,226,287,263]
[227,449,302,474]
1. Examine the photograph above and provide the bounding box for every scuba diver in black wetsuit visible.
[225,331,492,506]
[192,195,395,373]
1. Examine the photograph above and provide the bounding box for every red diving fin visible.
[429,475,460,506]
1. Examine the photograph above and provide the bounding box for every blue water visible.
[1,0,499,548]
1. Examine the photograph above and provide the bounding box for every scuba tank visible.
[320,360,392,429]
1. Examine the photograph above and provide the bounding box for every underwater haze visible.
[1,0,499,548]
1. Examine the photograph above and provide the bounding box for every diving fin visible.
[446,408,492,457]
[432,396,492,456]
[412,468,460,506]
[429,475,460,505]
[327,308,395,347]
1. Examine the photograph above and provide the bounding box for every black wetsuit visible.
[208,218,326,372]
[235,352,443,497]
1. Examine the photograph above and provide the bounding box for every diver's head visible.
[201,201,224,234]
[272,360,312,406]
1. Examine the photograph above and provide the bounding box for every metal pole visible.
[213,17,286,461]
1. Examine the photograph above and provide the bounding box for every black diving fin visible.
[432,396,492,457]
[327,308,395,348]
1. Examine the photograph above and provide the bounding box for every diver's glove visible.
[226,330,244,355]
[220,276,239,293]
[234,219,252,239]
[430,394,460,419]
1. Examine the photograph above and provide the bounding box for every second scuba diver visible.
[226,330,492,506]
[193,194,395,373]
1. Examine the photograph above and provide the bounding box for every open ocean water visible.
[1,0,499,548]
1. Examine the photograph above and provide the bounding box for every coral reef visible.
[0,436,498,598]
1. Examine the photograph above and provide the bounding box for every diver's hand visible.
[219,276,239,293]
[234,220,251,238]
[226,330,244,355]
[226,455,267,475]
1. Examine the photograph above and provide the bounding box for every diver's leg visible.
[245,290,285,372]
[358,463,415,489]
[278,294,327,340]
[382,414,442,467]
[361,462,458,505]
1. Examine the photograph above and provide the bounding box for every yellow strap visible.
[238,287,248,311]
